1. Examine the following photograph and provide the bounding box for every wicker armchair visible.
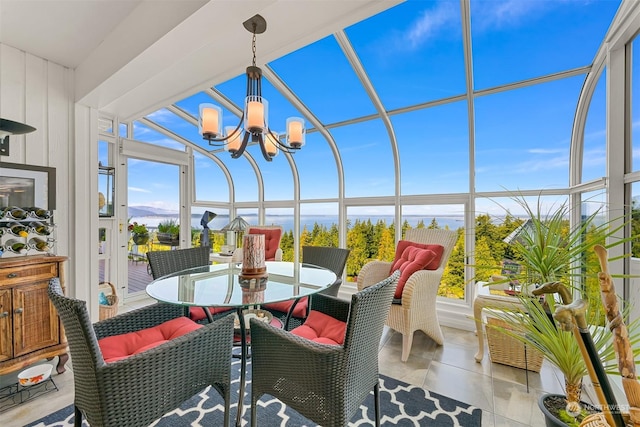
[47,278,234,427]
[249,270,399,427]
[265,246,351,330]
[357,228,457,361]
[147,246,217,322]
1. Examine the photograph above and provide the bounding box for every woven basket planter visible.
[486,316,544,372]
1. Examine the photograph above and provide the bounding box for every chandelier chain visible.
[252,28,257,67]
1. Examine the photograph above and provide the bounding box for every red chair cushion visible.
[248,227,282,260]
[189,306,233,322]
[390,240,444,272]
[290,310,346,345]
[391,246,438,299]
[98,316,202,363]
[264,297,309,318]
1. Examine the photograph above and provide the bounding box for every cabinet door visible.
[0,289,11,361]
[13,282,59,357]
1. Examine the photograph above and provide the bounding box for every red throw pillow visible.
[264,297,309,318]
[98,316,201,363]
[290,310,346,345]
[189,306,233,322]
[392,246,437,299]
[390,240,444,272]
[248,227,282,260]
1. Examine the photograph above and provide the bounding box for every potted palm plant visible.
[157,219,180,246]
[481,194,639,427]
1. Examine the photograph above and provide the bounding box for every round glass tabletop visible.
[146,261,337,309]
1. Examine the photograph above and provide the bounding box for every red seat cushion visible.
[390,240,444,272]
[290,310,346,345]
[391,246,438,299]
[248,227,282,261]
[98,316,202,363]
[264,297,309,318]
[189,306,233,322]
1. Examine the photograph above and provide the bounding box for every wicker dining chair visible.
[146,246,210,279]
[264,246,351,330]
[147,246,222,322]
[48,278,235,427]
[249,270,399,427]
[357,228,457,361]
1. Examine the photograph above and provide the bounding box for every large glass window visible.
[582,71,607,183]
[132,121,185,151]
[347,0,465,110]
[335,119,395,198]
[471,0,619,90]
[474,76,584,192]
[269,36,376,125]
[394,101,469,195]
[632,39,640,172]
[194,151,229,202]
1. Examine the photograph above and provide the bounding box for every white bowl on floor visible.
[18,364,52,386]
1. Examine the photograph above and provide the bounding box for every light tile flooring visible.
[2,298,573,427]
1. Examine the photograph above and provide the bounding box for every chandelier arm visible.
[257,133,273,162]
[230,130,251,159]
[204,113,245,145]
[265,128,299,153]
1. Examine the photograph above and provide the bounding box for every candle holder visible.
[240,234,267,281]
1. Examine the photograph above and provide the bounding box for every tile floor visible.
[1,298,573,427]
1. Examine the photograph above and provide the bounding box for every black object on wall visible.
[0,119,37,156]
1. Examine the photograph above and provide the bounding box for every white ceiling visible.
[0,0,399,121]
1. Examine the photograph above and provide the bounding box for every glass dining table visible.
[145,261,337,426]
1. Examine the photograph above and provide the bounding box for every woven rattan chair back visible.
[48,277,235,427]
[302,246,350,297]
[250,270,399,427]
[147,246,210,279]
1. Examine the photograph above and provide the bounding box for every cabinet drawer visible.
[0,263,58,286]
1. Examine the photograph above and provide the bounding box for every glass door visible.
[124,158,180,301]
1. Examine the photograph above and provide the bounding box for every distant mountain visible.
[128,206,179,217]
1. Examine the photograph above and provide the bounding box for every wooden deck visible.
[98,257,153,296]
[127,258,153,294]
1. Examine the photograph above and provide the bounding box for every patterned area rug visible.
[27,359,481,426]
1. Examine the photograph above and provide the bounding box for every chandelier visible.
[198,14,305,162]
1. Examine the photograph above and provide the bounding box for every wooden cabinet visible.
[0,255,68,375]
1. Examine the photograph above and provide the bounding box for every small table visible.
[473,281,526,362]
[210,252,237,263]
[146,261,337,426]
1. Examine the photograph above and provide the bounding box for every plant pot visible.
[538,393,600,427]
[157,232,179,246]
[132,232,149,245]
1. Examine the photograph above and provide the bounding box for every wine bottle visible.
[7,207,27,220]
[5,238,27,254]
[29,207,51,219]
[6,222,28,237]
[29,221,51,235]
[29,237,50,252]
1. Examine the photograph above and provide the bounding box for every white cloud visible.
[128,186,151,193]
[404,3,458,49]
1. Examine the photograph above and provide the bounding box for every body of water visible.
[129,214,465,233]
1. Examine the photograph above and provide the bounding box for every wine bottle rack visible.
[0,207,55,258]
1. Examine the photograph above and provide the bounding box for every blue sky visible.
[113,0,621,218]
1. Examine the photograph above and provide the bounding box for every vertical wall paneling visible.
[0,41,74,305]
[73,104,98,319]
[0,44,27,162]
[25,54,48,165]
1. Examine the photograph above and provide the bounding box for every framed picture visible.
[0,162,56,210]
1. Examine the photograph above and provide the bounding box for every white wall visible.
[0,42,77,297]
